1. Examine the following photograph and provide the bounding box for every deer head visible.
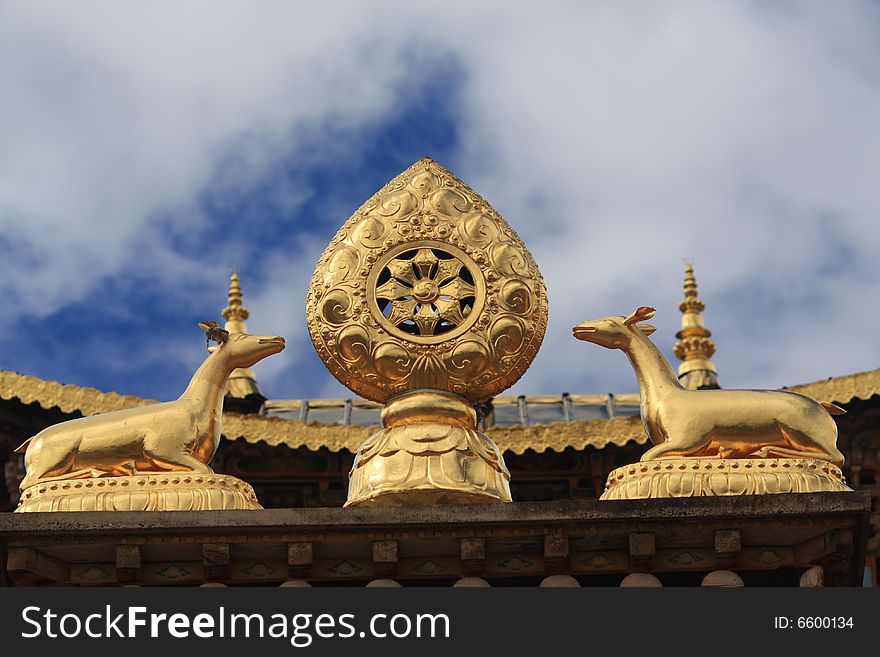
[199,321,285,368]
[572,306,657,350]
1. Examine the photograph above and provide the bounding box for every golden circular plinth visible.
[600,458,850,500]
[15,473,262,512]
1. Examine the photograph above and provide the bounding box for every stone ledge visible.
[0,493,870,586]
[0,491,870,534]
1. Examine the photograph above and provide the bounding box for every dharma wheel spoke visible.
[386,259,417,286]
[412,248,438,279]
[387,298,418,326]
[439,277,475,299]
[434,298,464,326]
[432,258,462,284]
[375,279,411,301]
[414,303,440,335]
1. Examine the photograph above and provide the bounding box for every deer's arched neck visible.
[624,336,681,400]
[179,350,234,413]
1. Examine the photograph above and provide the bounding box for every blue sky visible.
[2,1,880,403]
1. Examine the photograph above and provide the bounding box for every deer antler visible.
[623,306,656,326]
[198,321,229,348]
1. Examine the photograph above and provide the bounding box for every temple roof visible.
[0,370,156,416]
[781,369,880,406]
[4,366,879,454]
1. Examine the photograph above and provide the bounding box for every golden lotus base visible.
[345,394,513,507]
[15,473,262,512]
[601,457,851,500]
[345,451,512,507]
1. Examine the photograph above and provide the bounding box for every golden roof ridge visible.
[5,365,879,455]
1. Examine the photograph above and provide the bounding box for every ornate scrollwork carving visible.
[307,157,547,405]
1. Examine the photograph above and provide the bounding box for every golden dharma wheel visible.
[306,157,548,405]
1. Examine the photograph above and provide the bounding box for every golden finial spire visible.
[222,268,250,331]
[219,269,264,408]
[673,263,720,390]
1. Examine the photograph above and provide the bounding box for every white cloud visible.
[3,1,880,399]
[0,0,415,314]
[439,1,880,393]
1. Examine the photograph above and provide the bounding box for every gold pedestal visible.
[15,473,262,512]
[601,458,850,500]
[345,391,511,507]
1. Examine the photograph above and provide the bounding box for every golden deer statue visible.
[573,306,845,466]
[15,322,285,491]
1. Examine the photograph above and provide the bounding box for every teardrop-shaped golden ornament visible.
[307,157,548,506]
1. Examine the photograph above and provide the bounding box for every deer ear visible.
[638,324,657,336]
[624,306,656,326]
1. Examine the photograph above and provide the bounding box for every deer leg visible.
[640,428,714,461]
[147,451,213,474]
[753,445,835,461]
[640,441,686,461]
[763,424,846,466]
[111,461,138,476]
[24,468,110,488]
